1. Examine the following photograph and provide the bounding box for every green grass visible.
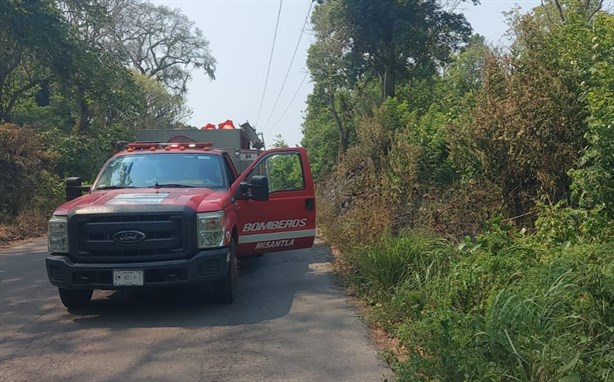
[357,231,452,294]
[328,226,614,381]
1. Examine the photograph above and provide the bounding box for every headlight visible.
[48,215,69,253]
[197,212,225,248]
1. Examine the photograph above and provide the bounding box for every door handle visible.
[305,198,314,211]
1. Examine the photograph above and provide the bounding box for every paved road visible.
[0,238,390,382]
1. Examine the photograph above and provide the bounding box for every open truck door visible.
[232,147,316,256]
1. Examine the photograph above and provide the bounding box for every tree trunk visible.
[382,40,396,99]
[74,86,90,134]
[328,89,349,155]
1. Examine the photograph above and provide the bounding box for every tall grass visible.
[480,270,579,381]
[358,231,452,293]
[392,240,614,381]
[320,207,614,381]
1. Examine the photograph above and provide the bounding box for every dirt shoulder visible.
[0,223,46,247]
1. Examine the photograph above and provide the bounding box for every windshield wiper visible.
[152,183,195,188]
[96,185,137,190]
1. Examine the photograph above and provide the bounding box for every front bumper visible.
[46,248,230,290]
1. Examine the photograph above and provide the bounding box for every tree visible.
[534,0,605,24]
[301,88,344,180]
[102,0,216,95]
[272,134,289,149]
[0,0,144,132]
[304,0,473,169]
[325,0,473,99]
[0,0,79,122]
[306,1,358,156]
[132,72,191,130]
[442,35,489,98]
[51,0,214,131]
[268,135,304,191]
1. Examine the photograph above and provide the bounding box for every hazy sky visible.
[151,0,543,146]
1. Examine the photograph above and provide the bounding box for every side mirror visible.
[236,176,269,201]
[65,177,83,201]
[250,175,269,201]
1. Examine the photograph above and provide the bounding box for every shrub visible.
[568,13,614,218]
[0,123,62,218]
[535,202,613,245]
[41,128,110,181]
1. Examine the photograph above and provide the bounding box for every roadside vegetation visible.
[1,0,612,379]
[0,0,215,243]
[305,0,613,380]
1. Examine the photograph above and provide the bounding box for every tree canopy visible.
[100,0,216,95]
[305,0,474,163]
[0,0,215,131]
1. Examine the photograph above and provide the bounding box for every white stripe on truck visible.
[239,229,316,244]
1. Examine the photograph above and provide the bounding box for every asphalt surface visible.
[0,237,391,382]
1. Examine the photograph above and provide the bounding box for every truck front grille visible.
[72,213,189,263]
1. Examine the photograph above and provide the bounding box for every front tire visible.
[58,288,93,309]
[213,239,237,303]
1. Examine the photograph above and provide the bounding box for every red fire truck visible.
[45,127,315,310]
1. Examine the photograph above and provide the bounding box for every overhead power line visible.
[271,70,309,131]
[262,0,313,131]
[255,0,284,126]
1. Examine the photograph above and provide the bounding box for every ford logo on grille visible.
[112,230,146,244]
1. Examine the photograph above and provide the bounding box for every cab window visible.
[222,154,237,185]
[247,152,304,193]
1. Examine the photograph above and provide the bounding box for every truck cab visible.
[46,141,316,309]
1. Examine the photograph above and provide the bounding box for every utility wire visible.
[262,0,313,131]
[255,0,284,126]
[270,70,309,131]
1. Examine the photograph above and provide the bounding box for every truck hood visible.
[53,188,227,215]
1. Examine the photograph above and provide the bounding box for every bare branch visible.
[540,0,554,25]
[4,79,42,122]
[587,0,605,20]
[554,0,566,23]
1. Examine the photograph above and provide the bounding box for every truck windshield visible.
[93,153,228,190]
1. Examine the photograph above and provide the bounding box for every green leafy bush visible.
[569,13,614,218]
[41,124,136,181]
[535,202,613,245]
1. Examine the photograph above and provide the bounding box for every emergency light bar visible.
[126,142,214,152]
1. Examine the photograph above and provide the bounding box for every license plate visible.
[113,270,144,286]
